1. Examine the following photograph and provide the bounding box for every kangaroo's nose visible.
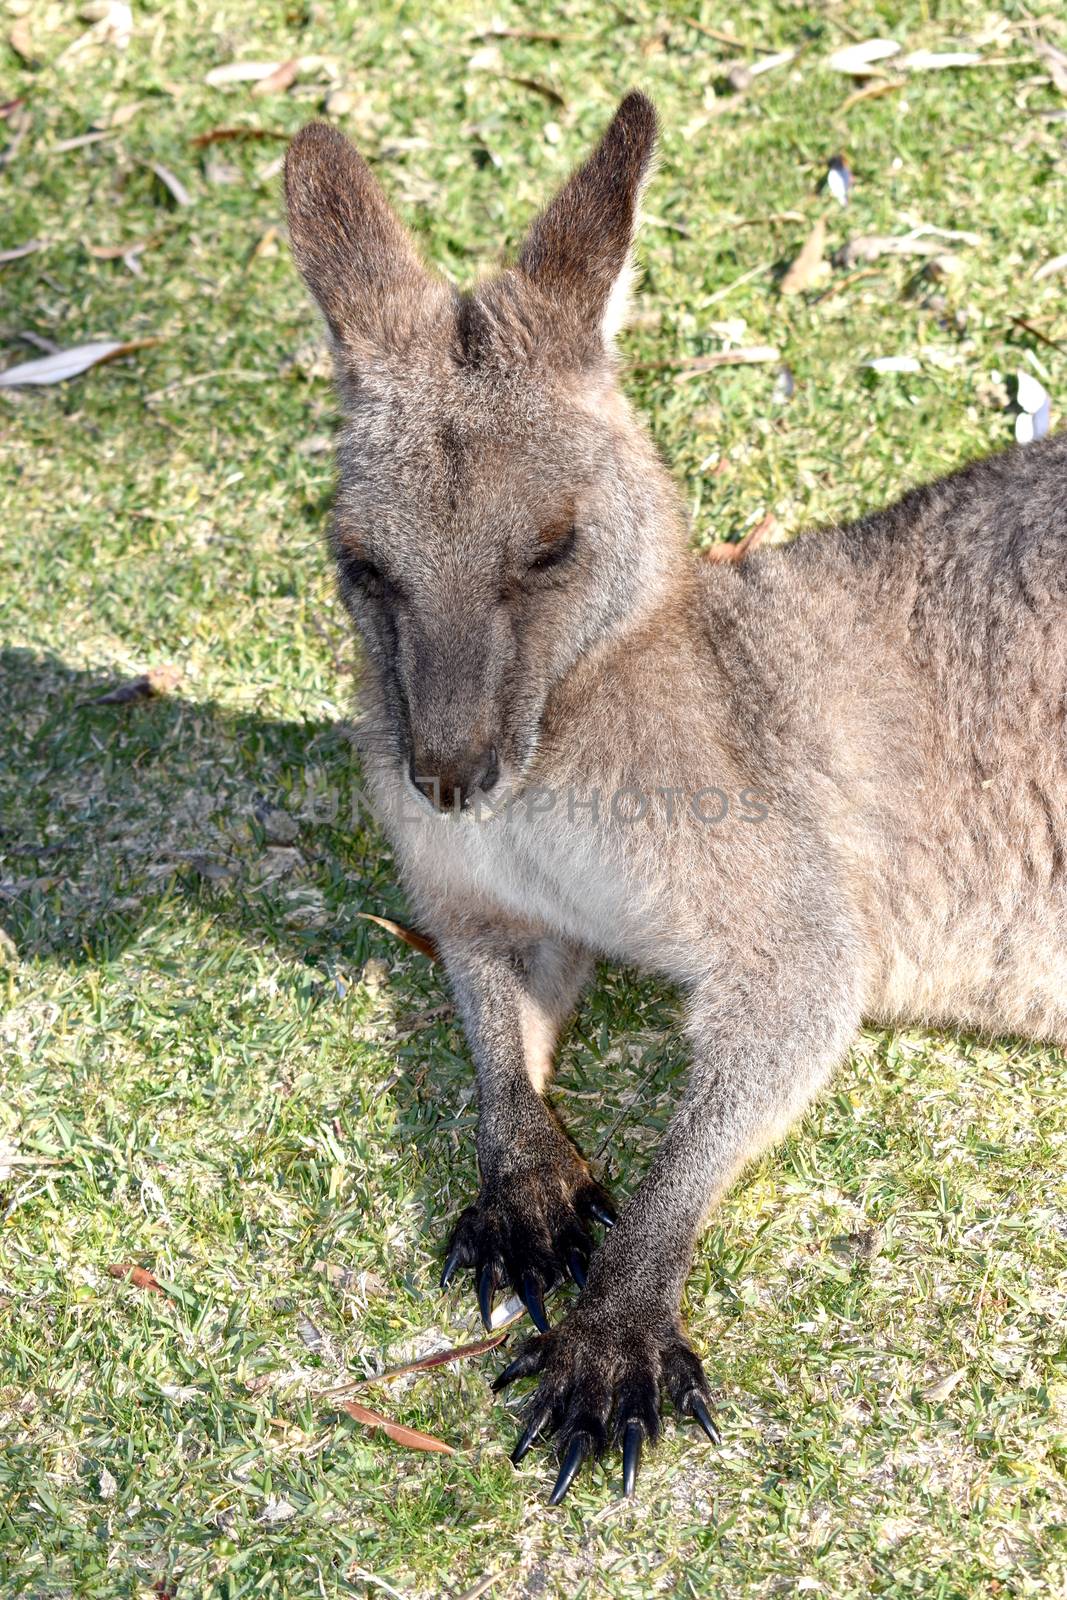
[410,745,499,812]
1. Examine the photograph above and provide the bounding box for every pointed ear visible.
[517,91,657,355]
[285,122,432,357]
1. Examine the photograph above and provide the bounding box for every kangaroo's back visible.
[767,434,1067,1041]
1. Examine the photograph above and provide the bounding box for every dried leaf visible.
[190,125,289,148]
[1034,252,1067,283]
[78,663,181,706]
[840,79,905,112]
[53,130,114,152]
[8,18,38,66]
[864,355,922,374]
[467,44,504,72]
[780,216,826,294]
[671,345,780,380]
[828,39,901,76]
[325,1332,506,1394]
[726,53,795,94]
[747,49,796,78]
[839,234,943,266]
[150,162,191,207]
[60,1,131,57]
[339,1399,455,1455]
[1030,39,1067,95]
[205,60,289,87]
[85,235,156,260]
[0,338,160,387]
[0,239,42,263]
[922,1369,967,1402]
[0,98,26,121]
[251,58,298,97]
[13,332,57,353]
[106,100,146,127]
[357,913,438,961]
[905,224,981,247]
[705,512,778,563]
[248,225,280,264]
[108,1262,166,1295]
[838,226,979,268]
[901,50,982,72]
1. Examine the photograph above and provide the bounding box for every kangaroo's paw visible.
[440,1156,615,1332]
[493,1302,720,1503]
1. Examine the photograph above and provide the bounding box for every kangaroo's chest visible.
[380,780,655,958]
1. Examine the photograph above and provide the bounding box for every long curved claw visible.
[521,1272,549,1334]
[478,1261,496,1331]
[510,1405,552,1465]
[439,1243,463,1289]
[567,1248,588,1289]
[621,1420,642,1497]
[588,1200,616,1229]
[685,1391,722,1446]
[548,1432,590,1506]
[492,1342,545,1393]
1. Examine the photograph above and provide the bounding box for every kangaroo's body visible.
[285,93,1067,1503]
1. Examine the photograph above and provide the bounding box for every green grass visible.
[2,2,1066,1595]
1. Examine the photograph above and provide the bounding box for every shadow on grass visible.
[0,645,403,973]
[0,645,691,1208]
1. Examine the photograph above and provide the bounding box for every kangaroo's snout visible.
[410,742,499,812]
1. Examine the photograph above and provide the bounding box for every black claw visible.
[588,1200,616,1229]
[622,1420,642,1498]
[548,1433,589,1506]
[686,1391,722,1446]
[440,1244,463,1289]
[492,1343,544,1392]
[567,1249,588,1289]
[521,1272,549,1334]
[510,1405,551,1465]
[478,1262,496,1331]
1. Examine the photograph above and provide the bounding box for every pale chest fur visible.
[366,758,676,966]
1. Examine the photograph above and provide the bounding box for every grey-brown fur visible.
[285,94,1067,1502]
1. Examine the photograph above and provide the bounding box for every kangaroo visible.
[284,92,1067,1504]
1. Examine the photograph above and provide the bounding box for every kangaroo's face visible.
[286,95,674,808]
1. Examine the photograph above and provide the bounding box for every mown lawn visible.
[1,2,1065,1596]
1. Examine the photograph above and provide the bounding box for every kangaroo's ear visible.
[285,122,433,357]
[517,91,657,355]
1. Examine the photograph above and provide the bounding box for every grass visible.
[1,1,1066,1595]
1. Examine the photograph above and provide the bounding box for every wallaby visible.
[284,91,1067,1504]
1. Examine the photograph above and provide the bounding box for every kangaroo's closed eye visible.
[528,526,578,574]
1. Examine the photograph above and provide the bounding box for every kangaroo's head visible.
[285,92,683,811]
